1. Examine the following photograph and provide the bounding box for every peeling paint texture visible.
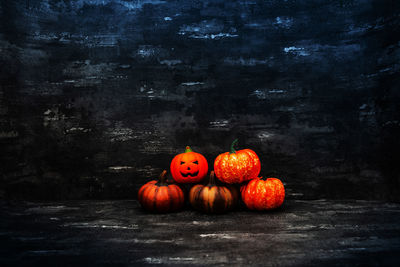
[0,0,400,200]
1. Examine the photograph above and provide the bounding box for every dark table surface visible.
[1,199,400,266]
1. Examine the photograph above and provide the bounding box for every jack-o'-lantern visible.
[170,146,208,183]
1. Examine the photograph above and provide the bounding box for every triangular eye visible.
[180,161,185,165]
[192,160,198,164]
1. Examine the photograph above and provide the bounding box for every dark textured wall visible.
[0,0,399,200]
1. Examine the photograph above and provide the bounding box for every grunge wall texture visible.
[1,0,399,200]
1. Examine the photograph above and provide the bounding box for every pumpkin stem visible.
[185,146,193,153]
[208,171,216,186]
[159,170,168,185]
[230,139,238,154]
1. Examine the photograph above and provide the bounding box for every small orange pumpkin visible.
[189,171,238,214]
[214,139,261,184]
[138,170,185,213]
[170,146,208,183]
[241,177,285,210]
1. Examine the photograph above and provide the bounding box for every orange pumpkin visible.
[138,170,185,213]
[241,177,285,210]
[189,171,238,213]
[214,139,261,184]
[170,146,208,183]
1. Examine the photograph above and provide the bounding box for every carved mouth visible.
[180,171,199,177]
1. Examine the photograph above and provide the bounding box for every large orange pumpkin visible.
[189,171,238,214]
[170,146,208,183]
[241,177,285,210]
[138,170,185,213]
[214,139,261,184]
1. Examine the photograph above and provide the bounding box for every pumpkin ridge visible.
[195,186,204,210]
[204,187,211,213]
[197,187,205,212]
[141,185,154,209]
[173,185,183,209]
[221,187,231,210]
[227,187,233,210]
[162,186,171,212]
[166,186,174,211]
[145,186,156,211]
[169,185,177,210]
[212,187,224,213]
[152,187,159,211]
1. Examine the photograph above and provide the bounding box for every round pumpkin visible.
[138,170,185,213]
[241,177,285,210]
[189,171,238,214]
[214,139,261,184]
[170,146,208,183]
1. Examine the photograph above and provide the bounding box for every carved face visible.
[170,146,208,183]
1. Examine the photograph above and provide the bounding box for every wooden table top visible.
[1,199,400,266]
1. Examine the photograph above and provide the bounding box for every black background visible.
[1,0,400,201]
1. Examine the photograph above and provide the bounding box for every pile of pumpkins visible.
[138,139,285,214]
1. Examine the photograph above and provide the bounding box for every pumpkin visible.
[170,146,208,183]
[241,177,285,210]
[138,170,185,213]
[189,171,238,214]
[214,139,261,184]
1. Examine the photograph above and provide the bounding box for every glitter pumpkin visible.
[240,177,285,210]
[214,139,261,184]
[170,146,208,183]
